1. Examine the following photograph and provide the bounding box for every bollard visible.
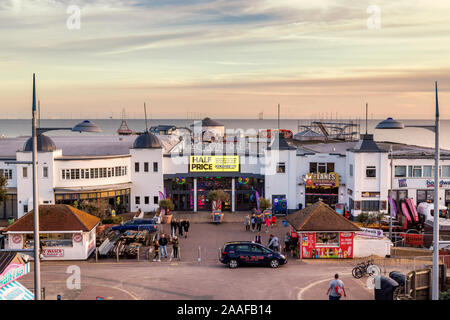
[116,245,119,263]
[137,246,140,261]
[198,246,201,263]
[95,247,98,263]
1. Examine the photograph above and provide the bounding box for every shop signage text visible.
[305,172,339,188]
[356,228,383,238]
[426,180,450,188]
[189,156,239,172]
[42,249,64,257]
[0,263,30,288]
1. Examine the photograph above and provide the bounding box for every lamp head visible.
[375,117,405,129]
[72,120,102,133]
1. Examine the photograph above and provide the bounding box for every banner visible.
[189,156,239,172]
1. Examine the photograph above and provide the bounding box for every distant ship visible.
[117,109,135,135]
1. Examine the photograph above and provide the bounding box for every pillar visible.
[193,178,197,212]
[232,178,236,212]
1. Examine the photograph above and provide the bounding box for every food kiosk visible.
[287,200,360,259]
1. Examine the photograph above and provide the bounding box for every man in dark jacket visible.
[171,218,177,237]
[178,219,184,237]
[172,236,179,259]
[159,233,168,258]
[183,220,190,238]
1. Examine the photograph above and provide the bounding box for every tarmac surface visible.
[19,219,375,300]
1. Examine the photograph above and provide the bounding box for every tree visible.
[259,197,272,211]
[159,199,174,213]
[207,190,230,212]
[0,175,8,205]
[79,200,109,220]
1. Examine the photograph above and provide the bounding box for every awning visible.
[54,182,132,194]
[0,281,34,300]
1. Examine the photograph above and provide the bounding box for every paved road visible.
[19,221,374,300]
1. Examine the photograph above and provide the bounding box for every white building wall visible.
[0,160,17,188]
[16,149,61,218]
[130,148,163,212]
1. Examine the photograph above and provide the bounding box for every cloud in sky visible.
[0,0,450,119]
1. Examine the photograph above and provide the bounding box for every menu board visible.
[300,232,353,259]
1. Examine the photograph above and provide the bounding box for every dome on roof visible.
[23,135,56,152]
[190,117,223,127]
[133,132,162,149]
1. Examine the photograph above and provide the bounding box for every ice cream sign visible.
[304,172,339,188]
[0,263,30,288]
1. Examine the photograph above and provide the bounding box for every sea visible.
[0,118,449,150]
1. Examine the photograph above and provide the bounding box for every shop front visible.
[304,172,339,208]
[55,186,130,214]
[287,200,360,259]
[3,205,100,261]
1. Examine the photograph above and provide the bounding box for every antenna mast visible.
[144,102,148,132]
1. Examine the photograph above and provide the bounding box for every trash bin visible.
[298,203,303,210]
[374,276,399,300]
[389,271,405,287]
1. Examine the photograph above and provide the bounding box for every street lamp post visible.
[29,74,101,300]
[375,81,441,300]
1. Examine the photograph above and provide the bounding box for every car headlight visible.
[280,255,286,259]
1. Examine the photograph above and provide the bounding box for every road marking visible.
[112,285,140,300]
[296,272,352,300]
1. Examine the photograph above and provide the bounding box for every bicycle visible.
[352,259,379,279]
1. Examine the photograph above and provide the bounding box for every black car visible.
[220,241,287,269]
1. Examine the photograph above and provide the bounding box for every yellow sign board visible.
[189,155,239,172]
[305,172,339,188]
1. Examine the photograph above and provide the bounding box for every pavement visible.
[19,221,375,300]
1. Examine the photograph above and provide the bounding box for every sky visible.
[0,0,450,119]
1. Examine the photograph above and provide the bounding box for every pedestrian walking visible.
[245,214,250,231]
[327,274,346,300]
[284,233,290,254]
[178,219,184,237]
[171,218,177,238]
[172,235,179,259]
[159,233,168,258]
[254,232,262,244]
[256,214,262,232]
[183,219,190,238]
[269,234,279,252]
[153,239,161,261]
[264,215,271,233]
[268,234,273,250]
[251,214,256,232]
[271,214,277,227]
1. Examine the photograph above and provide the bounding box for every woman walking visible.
[271,214,277,227]
[264,215,271,233]
[183,219,190,238]
[153,239,161,262]
[244,214,250,231]
[172,235,179,260]
[178,219,184,237]
[171,218,178,238]
[251,214,256,232]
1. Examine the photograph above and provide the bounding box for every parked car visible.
[111,218,158,232]
[219,241,287,269]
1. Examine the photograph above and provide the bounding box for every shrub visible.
[102,216,123,224]
[159,199,174,212]
[259,198,272,211]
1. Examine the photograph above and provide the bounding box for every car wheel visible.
[228,259,238,269]
[269,259,279,268]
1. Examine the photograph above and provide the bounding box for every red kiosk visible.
[287,200,360,259]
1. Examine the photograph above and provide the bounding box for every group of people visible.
[170,218,190,238]
[252,232,280,252]
[245,211,277,233]
[152,232,180,261]
[283,232,299,257]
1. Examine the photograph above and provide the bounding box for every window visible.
[235,244,251,252]
[361,200,380,212]
[23,167,28,178]
[315,232,339,247]
[394,166,407,177]
[423,166,433,178]
[23,205,28,213]
[0,169,12,179]
[144,196,149,204]
[417,190,434,203]
[408,165,422,178]
[43,167,48,178]
[154,196,159,204]
[135,196,140,205]
[153,162,158,172]
[318,163,327,173]
[144,162,149,172]
[276,162,286,173]
[135,162,139,172]
[310,162,334,173]
[349,164,353,177]
[366,166,376,178]
[250,245,263,253]
[442,166,450,178]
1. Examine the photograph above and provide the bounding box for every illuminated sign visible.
[305,172,339,188]
[189,156,239,172]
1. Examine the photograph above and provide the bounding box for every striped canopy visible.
[0,281,34,300]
